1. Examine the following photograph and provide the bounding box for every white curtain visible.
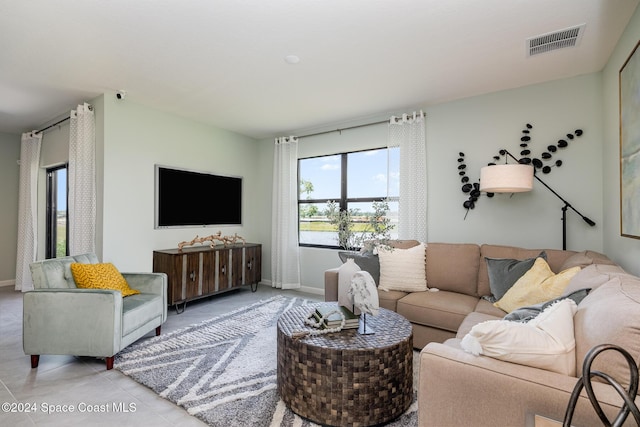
[68,103,96,255]
[15,132,42,291]
[271,136,301,289]
[388,111,427,242]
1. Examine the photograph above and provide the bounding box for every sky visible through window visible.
[299,148,399,202]
[298,148,400,246]
[57,168,67,211]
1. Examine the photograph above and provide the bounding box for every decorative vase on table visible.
[337,257,361,314]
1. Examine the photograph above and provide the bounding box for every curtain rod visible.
[297,111,424,139]
[35,103,93,135]
[36,116,70,134]
[298,119,389,139]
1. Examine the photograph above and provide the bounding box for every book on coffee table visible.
[314,305,360,329]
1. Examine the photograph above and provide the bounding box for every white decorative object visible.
[460,299,578,376]
[292,308,347,340]
[349,271,379,316]
[349,270,379,335]
[338,257,361,310]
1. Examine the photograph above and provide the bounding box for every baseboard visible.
[257,280,324,297]
[0,279,15,288]
[298,285,324,296]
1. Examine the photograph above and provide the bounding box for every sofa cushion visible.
[377,289,408,312]
[122,293,163,336]
[378,243,427,292]
[574,276,640,392]
[71,263,140,297]
[560,250,617,270]
[485,252,545,302]
[474,298,507,317]
[478,245,576,298]
[397,290,478,333]
[562,263,631,296]
[29,253,100,289]
[461,299,578,376]
[493,258,580,313]
[425,243,480,295]
[456,311,502,339]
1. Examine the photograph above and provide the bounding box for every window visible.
[46,164,68,258]
[298,147,399,248]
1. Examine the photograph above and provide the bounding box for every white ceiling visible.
[0,0,637,139]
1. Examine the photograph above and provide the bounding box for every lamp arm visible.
[501,149,596,227]
[533,174,595,226]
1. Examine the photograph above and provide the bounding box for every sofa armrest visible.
[122,272,168,322]
[324,268,339,301]
[122,272,166,295]
[23,288,122,357]
[419,342,634,427]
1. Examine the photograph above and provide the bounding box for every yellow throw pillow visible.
[70,263,140,297]
[494,257,580,313]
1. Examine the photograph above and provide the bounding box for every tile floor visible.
[0,285,322,426]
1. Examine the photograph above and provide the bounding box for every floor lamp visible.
[479,150,595,250]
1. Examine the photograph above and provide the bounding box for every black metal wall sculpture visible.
[457,123,584,218]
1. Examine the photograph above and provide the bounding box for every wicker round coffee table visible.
[277,304,413,427]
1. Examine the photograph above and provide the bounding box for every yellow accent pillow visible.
[70,263,140,297]
[494,257,580,313]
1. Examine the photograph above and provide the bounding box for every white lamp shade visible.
[479,164,534,193]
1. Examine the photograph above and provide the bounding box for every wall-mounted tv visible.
[155,165,242,228]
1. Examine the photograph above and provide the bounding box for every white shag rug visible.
[115,295,418,426]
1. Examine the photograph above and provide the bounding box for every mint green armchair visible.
[24,253,167,370]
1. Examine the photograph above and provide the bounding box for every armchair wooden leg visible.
[106,356,114,370]
[156,326,161,336]
[30,355,40,368]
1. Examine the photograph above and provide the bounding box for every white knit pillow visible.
[460,299,577,376]
[377,243,427,292]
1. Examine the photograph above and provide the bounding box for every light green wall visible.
[602,5,640,276]
[0,132,20,283]
[426,73,603,251]
[260,73,606,292]
[99,94,261,271]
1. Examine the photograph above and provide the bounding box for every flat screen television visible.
[155,165,242,228]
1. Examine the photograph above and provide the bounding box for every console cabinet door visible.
[184,252,202,300]
[217,249,230,292]
[201,251,215,295]
[244,245,261,285]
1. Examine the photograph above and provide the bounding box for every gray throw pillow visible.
[485,251,547,302]
[339,251,380,286]
[504,288,591,323]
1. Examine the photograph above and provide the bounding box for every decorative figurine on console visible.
[177,232,246,252]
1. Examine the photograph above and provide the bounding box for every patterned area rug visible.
[115,295,418,426]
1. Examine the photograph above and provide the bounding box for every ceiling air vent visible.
[527,24,586,57]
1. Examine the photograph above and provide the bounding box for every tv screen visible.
[155,165,242,228]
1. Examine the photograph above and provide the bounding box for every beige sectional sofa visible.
[324,241,640,426]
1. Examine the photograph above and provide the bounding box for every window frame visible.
[297,147,397,249]
[45,163,69,259]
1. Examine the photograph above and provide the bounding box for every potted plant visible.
[325,200,393,253]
